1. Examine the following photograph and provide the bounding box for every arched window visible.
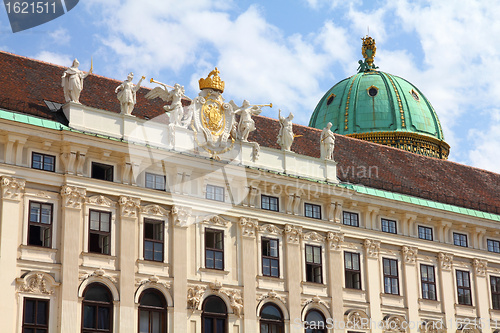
[202,296,227,333]
[260,303,284,333]
[82,283,113,333]
[304,310,326,333]
[139,289,168,333]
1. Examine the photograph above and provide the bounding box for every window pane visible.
[215,232,223,249]
[30,204,40,223]
[204,318,214,333]
[261,304,282,320]
[97,307,110,329]
[144,241,153,260]
[353,253,359,270]
[206,250,214,268]
[37,300,47,325]
[154,243,163,261]
[152,311,161,333]
[306,246,313,262]
[313,247,321,264]
[215,251,223,270]
[271,259,279,277]
[24,299,35,324]
[216,318,225,333]
[139,310,149,333]
[263,258,270,276]
[100,213,110,232]
[269,240,278,257]
[206,231,215,248]
[41,205,51,224]
[83,305,96,328]
[90,211,100,230]
[345,253,352,269]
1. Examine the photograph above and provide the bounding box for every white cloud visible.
[468,109,500,173]
[33,51,72,66]
[49,28,70,45]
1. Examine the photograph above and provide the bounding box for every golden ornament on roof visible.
[361,36,377,67]
[199,67,225,92]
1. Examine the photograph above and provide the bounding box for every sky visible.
[0,0,499,173]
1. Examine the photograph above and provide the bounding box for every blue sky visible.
[0,0,499,173]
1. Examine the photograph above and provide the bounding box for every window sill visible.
[137,259,170,267]
[301,281,325,287]
[258,275,284,282]
[20,244,57,253]
[199,267,230,275]
[82,252,116,259]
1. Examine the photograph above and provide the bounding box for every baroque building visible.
[0,39,499,333]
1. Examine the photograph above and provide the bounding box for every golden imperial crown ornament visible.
[199,67,225,93]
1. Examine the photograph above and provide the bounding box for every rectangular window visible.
[144,219,164,262]
[487,239,500,253]
[456,270,472,305]
[145,173,166,191]
[381,219,397,234]
[91,162,113,181]
[28,201,53,248]
[205,229,224,270]
[305,245,322,283]
[261,195,279,212]
[343,211,359,227]
[262,238,279,277]
[420,264,437,300]
[344,252,361,289]
[383,258,399,295]
[453,233,468,247]
[418,226,433,241]
[23,298,49,332]
[32,152,55,172]
[304,203,321,219]
[206,185,224,202]
[88,210,111,255]
[491,276,500,310]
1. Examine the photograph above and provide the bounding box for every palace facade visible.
[0,44,499,333]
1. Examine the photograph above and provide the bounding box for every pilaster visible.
[401,246,419,327]
[284,224,302,333]
[327,231,344,328]
[239,217,258,332]
[437,252,455,328]
[0,176,25,332]
[472,259,489,322]
[363,238,382,331]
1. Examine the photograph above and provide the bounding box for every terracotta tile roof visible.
[0,51,499,215]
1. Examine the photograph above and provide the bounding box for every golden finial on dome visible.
[199,67,225,92]
[361,36,376,67]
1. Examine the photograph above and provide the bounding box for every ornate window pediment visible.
[16,271,59,295]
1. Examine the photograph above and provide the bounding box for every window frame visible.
[487,239,500,253]
[381,218,397,234]
[420,264,437,300]
[456,270,472,306]
[343,211,359,227]
[88,209,112,255]
[259,303,284,333]
[143,218,164,262]
[453,232,468,247]
[344,251,361,290]
[418,225,433,241]
[304,203,322,220]
[202,295,227,333]
[261,195,279,212]
[31,151,56,172]
[138,289,168,333]
[305,244,323,284]
[491,275,500,310]
[205,228,224,270]
[261,237,280,278]
[205,184,225,202]
[81,283,113,333]
[145,172,166,191]
[383,258,400,295]
[28,201,53,248]
[22,297,49,332]
[91,162,114,182]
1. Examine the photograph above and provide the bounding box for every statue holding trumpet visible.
[229,100,272,142]
[115,72,145,115]
[62,58,93,104]
[146,78,192,126]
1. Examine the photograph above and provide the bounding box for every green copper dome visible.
[309,37,450,159]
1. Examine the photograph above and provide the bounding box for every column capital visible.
[118,196,141,218]
[402,246,418,265]
[1,176,25,201]
[60,185,86,209]
[284,224,302,244]
[363,238,380,258]
[171,205,192,227]
[438,252,453,270]
[473,259,487,277]
[327,231,344,251]
[239,217,258,238]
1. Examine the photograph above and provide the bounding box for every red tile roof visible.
[1,51,499,215]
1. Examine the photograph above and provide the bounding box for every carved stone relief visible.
[438,252,453,270]
[402,246,418,264]
[16,271,58,295]
[363,239,380,258]
[239,217,257,238]
[60,185,86,208]
[1,176,25,200]
[284,224,302,244]
[327,231,344,250]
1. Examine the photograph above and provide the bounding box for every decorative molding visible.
[383,314,407,332]
[258,223,283,235]
[35,191,50,198]
[140,204,169,217]
[200,215,229,226]
[1,176,25,200]
[209,280,223,292]
[60,185,86,208]
[284,224,302,244]
[86,195,113,207]
[118,196,140,217]
[344,309,370,330]
[363,239,380,258]
[239,217,257,238]
[302,231,325,242]
[438,252,453,270]
[301,295,330,309]
[221,289,243,318]
[402,246,418,264]
[327,231,344,250]
[16,271,59,295]
[257,290,287,305]
[135,275,170,289]
[187,285,206,309]
[473,259,487,277]
[79,268,117,284]
[420,319,446,333]
[334,202,343,223]
[171,205,192,227]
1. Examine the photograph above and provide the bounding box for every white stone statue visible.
[61,58,92,103]
[320,122,335,160]
[229,100,263,142]
[146,79,190,126]
[115,72,145,115]
[277,109,294,151]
